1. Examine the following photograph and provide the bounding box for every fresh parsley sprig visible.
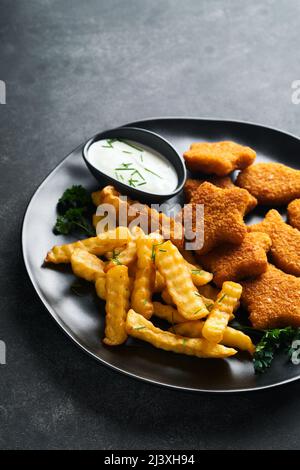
[54,185,95,237]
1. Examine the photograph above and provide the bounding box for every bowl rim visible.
[82,126,187,199]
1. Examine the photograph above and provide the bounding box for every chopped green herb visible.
[144,167,162,179]
[218,294,226,303]
[120,140,144,152]
[111,249,122,265]
[134,326,146,330]
[151,241,166,261]
[140,153,144,162]
[122,150,132,154]
[137,182,147,186]
[191,269,204,275]
[54,185,95,237]
[253,327,298,374]
[159,249,167,252]
[182,338,187,346]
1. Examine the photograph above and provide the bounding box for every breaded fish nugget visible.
[184,177,234,201]
[288,199,300,230]
[184,178,257,214]
[183,141,256,176]
[241,264,300,329]
[198,232,272,287]
[182,183,250,255]
[250,209,300,276]
[237,162,300,205]
[170,321,255,354]
[126,309,237,358]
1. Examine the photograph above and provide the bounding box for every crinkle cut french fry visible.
[131,237,156,319]
[104,265,130,345]
[161,288,174,306]
[155,241,209,320]
[105,226,144,271]
[185,261,213,286]
[153,302,187,324]
[45,227,130,264]
[126,310,236,358]
[202,281,242,343]
[93,186,184,248]
[170,321,255,354]
[154,271,165,293]
[70,249,105,282]
[95,276,106,300]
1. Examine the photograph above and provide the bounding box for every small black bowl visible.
[82,126,186,203]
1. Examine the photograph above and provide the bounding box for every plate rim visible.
[21,116,300,393]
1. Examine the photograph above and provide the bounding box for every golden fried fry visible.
[183,141,256,176]
[45,227,130,264]
[95,276,106,300]
[153,301,187,323]
[185,261,213,286]
[70,248,105,282]
[105,226,144,271]
[126,310,236,358]
[202,282,242,343]
[131,237,156,319]
[93,186,185,249]
[154,271,165,293]
[155,241,209,320]
[170,321,254,354]
[161,288,174,305]
[103,265,130,345]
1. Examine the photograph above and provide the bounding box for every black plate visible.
[22,118,300,393]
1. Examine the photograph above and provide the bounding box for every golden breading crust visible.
[241,264,300,329]
[198,232,272,287]
[288,199,300,230]
[184,178,257,214]
[249,209,300,276]
[184,177,234,201]
[182,182,251,255]
[183,141,256,176]
[236,162,300,205]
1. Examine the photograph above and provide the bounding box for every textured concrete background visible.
[1,0,300,449]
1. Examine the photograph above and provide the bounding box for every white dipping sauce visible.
[87,139,178,195]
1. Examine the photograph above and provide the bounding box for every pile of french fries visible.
[45,187,255,360]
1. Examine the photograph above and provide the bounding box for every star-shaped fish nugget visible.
[183,141,256,176]
[250,209,300,276]
[241,264,300,329]
[184,178,257,213]
[288,199,300,230]
[198,232,272,287]
[184,176,234,202]
[183,182,251,255]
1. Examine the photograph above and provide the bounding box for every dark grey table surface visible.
[1,0,300,450]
